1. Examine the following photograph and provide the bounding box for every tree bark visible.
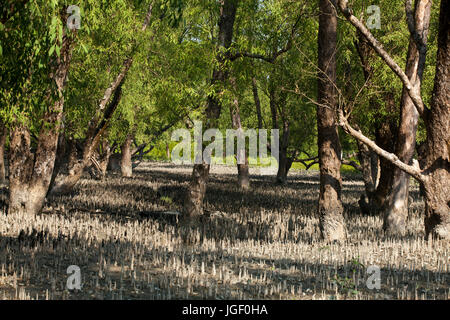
[0,125,7,183]
[108,153,121,171]
[184,0,238,218]
[276,119,290,184]
[373,108,397,209]
[98,140,112,179]
[166,142,170,159]
[269,80,292,183]
[357,140,376,195]
[422,0,450,239]
[317,0,347,241]
[230,77,250,189]
[230,89,250,190]
[252,77,263,130]
[384,0,432,235]
[8,27,73,216]
[121,134,133,177]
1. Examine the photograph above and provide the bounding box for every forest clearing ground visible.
[0,161,448,300]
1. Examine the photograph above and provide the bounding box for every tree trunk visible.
[355,31,394,213]
[108,153,121,171]
[121,134,133,177]
[373,94,397,209]
[166,142,170,159]
[357,141,376,194]
[422,0,450,239]
[237,157,250,190]
[269,80,291,183]
[185,163,210,218]
[356,140,376,214]
[317,0,346,241]
[50,77,126,194]
[184,0,238,217]
[384,0,432,235]
[0,125,7,183]
[252,77,263,130]
[8,28,73,217]
[276,120,290,184]
[230,77,250,190]
[48,128,68,193]
[98,140,112,179]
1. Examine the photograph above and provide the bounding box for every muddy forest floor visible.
[0,162,448,300]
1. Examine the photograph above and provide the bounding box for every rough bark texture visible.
[121,134,133,178]
[384,0,432,235]
[8,28,73,216]
[422,0,450,239]
[317,0,346,241]
[230,81,250,190]
[184,0,238,218]
[0,125,7,183]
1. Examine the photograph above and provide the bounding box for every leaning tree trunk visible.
[317,0,346,241]
[0,125,7,183]
[184,0,238,218]
[121,134,133,178]
[9,29,73,216]
[422,0,450,239]
[384,0,432,235]
[50,2,153,195]
[50,77,126,194]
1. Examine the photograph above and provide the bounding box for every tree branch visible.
[336,0,427,117]
[338,109,425,182]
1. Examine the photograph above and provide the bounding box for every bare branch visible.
[337,109,425,182]
[336,0,427,117]
[141,1,154,31]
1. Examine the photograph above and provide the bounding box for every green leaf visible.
[49,44,55,56]
[80,42,88,54]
